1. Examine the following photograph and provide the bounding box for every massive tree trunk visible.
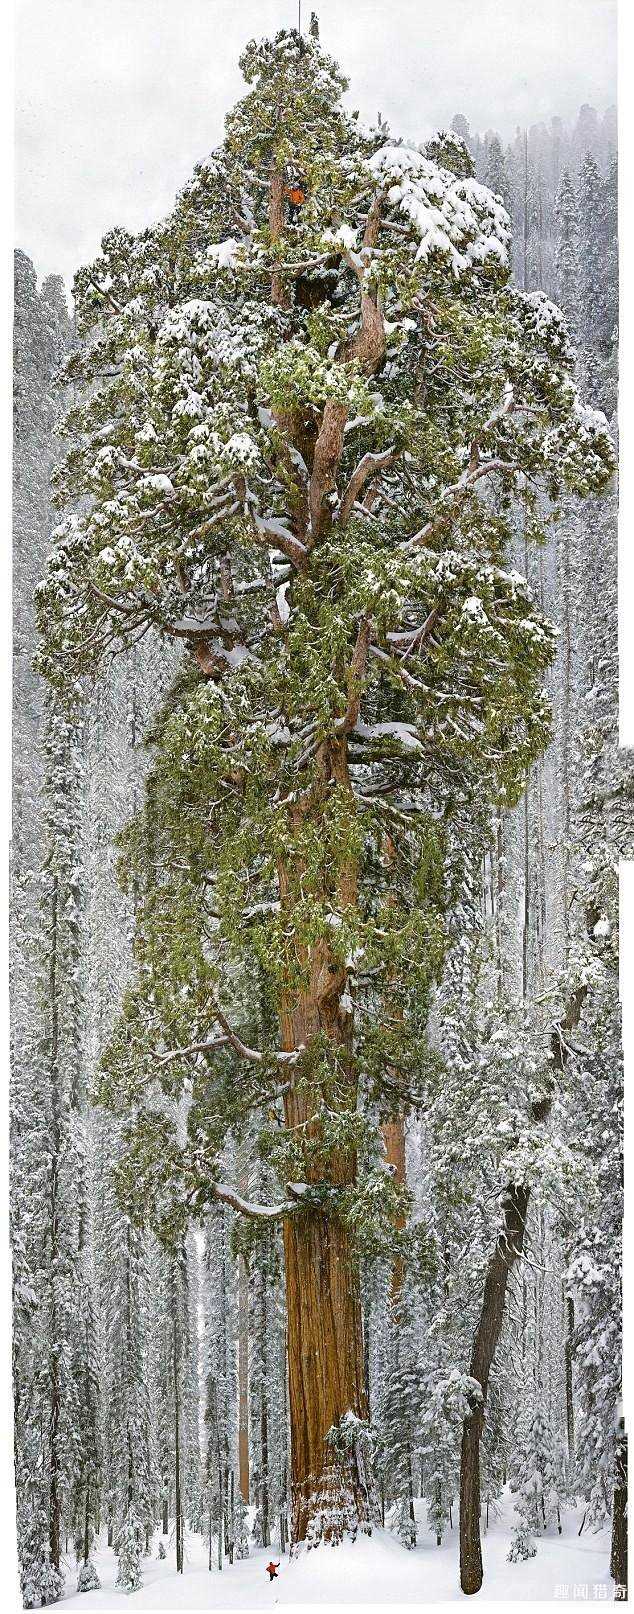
[381,833,408,1306]
[281,980,370,1544]
[283,1209,369,1543]
[279,739,373,1547]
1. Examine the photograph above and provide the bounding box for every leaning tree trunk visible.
[610,1422,627,1599]
[460,1183,529,1594]
[459,987,587,1595]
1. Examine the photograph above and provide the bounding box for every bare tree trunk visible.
[238,1255,249,1503]
[174,1315,183,1573]
[564,1290,575,1466]
[610,1424,627,1598]
[459,987,587,1595]
[382,1116,406,1302]
[83,1480,90,1566]
[48,874,62,1572]
[228,1469,235,1565]
[460,1183,530,1594]
[217,1462,223,1572]
[261,1391,270,1548]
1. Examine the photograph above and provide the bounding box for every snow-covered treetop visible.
[367,144,509,277]
[36,24,616,1239]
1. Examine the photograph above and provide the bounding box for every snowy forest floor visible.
[58,1498,613,1607]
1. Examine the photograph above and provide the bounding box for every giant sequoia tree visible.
[38,27,614,1547]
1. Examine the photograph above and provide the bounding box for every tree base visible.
[292,1459,375,1550]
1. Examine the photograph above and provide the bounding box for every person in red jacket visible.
[266,1561,280,1581]
[285,180,306,223]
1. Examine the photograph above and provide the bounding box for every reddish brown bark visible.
[280,953,369,1543]
[309,401,348,542]
[278,737,372,1545]
[382,1116,407,1304]
[269,168,291,310]
[380,833,407,1306]
[283,1210,369,1542]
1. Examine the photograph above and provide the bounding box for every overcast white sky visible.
[15,0,617,289]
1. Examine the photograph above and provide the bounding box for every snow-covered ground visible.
[58,1498,614,1608]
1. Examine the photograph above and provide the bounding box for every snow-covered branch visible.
[403,458,519,552]
[337,447,397,526]
[210,1182,296,1220]
[157,1009,303,1070]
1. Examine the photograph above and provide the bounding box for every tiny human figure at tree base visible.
[266,1561,280,1581]
[285,181,306,223]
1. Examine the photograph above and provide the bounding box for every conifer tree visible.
[37,26,614,1547]
[484,136,512,212]
[508,1404,565,1550]
[554,170,579,341]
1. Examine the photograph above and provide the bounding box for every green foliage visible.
[38,25,615,1267]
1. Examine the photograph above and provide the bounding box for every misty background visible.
[15,0,616,289]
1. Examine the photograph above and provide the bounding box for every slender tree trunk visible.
[382,1116,407,1302]
[460,987,587,1594]
[460,1184,530,1594]
[564,1290,575,1466]
[48,874,62,1572]
[228,1469,235,1564]
[363,1291,371,1411]
[610,1424,627,1598]
[560,526,572,960]
[261,1385,270,1548]
[238,1256,250,1504]
[174,1316,183,1573]
[217,1462,223,1571]
[84,1480,90,1565]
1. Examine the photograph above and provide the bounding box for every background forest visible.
[11,30,628,1609]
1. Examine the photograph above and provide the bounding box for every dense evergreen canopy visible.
[35,25,615,1552]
